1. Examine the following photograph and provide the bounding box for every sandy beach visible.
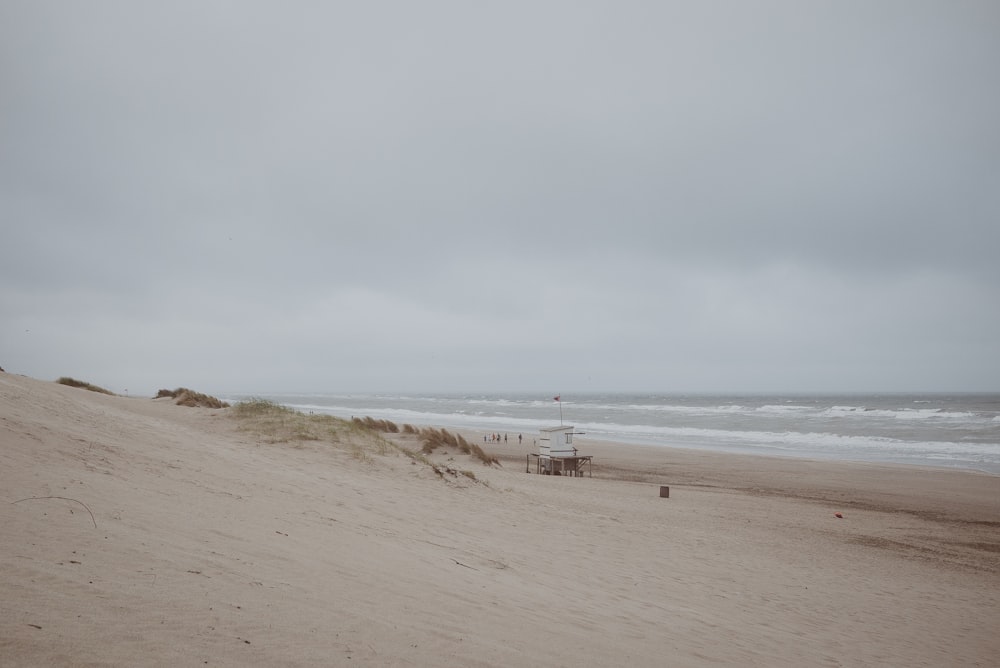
[2,372,998,667]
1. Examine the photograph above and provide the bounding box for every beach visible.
[2,373,999,666]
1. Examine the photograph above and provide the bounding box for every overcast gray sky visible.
[2,1,998,394]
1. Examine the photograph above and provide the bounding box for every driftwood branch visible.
[12,496,98,529]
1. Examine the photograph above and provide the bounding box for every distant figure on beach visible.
[518,434,522,444]
[504,434,508,443]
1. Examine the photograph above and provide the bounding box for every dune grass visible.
[156,388,230,408]
[229,400,495,481]
[416,426,500,467]
[57,377,115,395]
[232,399,392,460]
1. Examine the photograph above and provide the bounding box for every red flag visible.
[553,395,560,402]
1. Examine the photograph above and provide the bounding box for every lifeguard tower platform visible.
[527,425,592,477]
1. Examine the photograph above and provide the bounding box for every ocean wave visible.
[571,419,1000,458]
[755,404,814,414]
[822,406,979,420]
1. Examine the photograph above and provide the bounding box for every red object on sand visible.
[835,512,843,518]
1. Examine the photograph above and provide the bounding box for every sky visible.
[2,1,999,395]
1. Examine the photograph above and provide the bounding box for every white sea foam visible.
[756,404,813,414]
[617,403,748,414]
[576,420,999,452]
[823,406,980,420]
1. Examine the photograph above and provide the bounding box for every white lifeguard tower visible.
[527,424,592,477]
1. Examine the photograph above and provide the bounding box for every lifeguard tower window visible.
[564,433,572,445]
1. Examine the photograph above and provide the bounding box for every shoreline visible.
[456,425,1000,477]
[461,431,1000,525]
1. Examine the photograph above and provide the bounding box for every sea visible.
[219,392,1000,475]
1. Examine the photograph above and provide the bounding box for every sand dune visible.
[2,372,998,666]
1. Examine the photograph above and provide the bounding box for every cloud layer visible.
[3,1,999,393]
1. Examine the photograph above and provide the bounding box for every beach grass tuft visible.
[417,427,499,467]
[232,400,396,460]
[229,402,494,480]
[57,377,115,395]
[233,399,342,442]
[352,416,400,433]
[156,388,230,408]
